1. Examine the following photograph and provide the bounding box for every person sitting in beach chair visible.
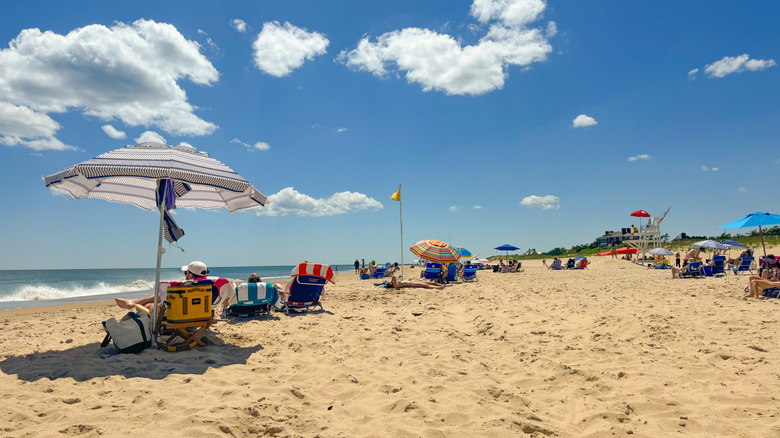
[746,256,780,298]
[278,262,335,314]
[547,257,563,270]
[420,263,443,281]
[671,261,702,278]
[225,273,282,318]
[385,275,448,290]
[461,264,478,281]
[727,249,753,269]
[385,262,399,277]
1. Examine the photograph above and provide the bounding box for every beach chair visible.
[225,282,279,318]
[154,280,223,352]
[423,263,442,281]
[680,261,702,278]
[565,259,575,269]
[372,267,387,278]
[548,259,563,270]
[461,265,478,281]
[279,262,335,315]
[445,264,459,283]
[712,256,726,276]
[731,257,754,275]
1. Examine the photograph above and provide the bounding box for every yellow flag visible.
[391,187,401,202]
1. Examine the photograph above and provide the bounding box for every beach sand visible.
[1,252,779,437]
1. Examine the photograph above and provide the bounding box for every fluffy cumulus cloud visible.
[230,138,271,151]
[520,194,559,210]
[256,187,383,217]
[101,124,126,139]
[0,101,74,150]
[338,0,553,96]
[704,54,776,78]
[572,114,597,128]
[628,154,651,162]
[0,19,219,151]
[230,19,247,33]
[700,165,719,172]
[252,21,329,77]
[687,68,699,80]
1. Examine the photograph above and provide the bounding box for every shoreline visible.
[0,275,293,311]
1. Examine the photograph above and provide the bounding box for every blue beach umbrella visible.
[494,244,520,260]
[454,247,472,258]
[718,212,780,259]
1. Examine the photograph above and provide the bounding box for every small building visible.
[596,228,635,247]
[524,248,538,255]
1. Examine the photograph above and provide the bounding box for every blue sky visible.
[1,1,778,269]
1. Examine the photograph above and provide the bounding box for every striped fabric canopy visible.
[43,142,267,213]
[410,239,460,264]
[291,263,336,284]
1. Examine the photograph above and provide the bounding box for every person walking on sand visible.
[354,259,360,274]
[675,252,681,267]
[611,241,617,258]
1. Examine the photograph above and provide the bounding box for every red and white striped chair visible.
[280,263,336,314]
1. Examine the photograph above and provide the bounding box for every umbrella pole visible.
[151,201,166,345]
[760,226,767,260]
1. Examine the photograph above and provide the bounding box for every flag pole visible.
[398,184,404,279]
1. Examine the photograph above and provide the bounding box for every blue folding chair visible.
[732,257,754,275]
[712,255,726,276]
[280,263,335,314]
[226,282,279,318]
[423,263,442,280]
[372,267,387,278]
[461,265,478,281]
[680,261,703,278]
[445,264,458,283]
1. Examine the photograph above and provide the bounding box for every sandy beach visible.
[1,253,779,437]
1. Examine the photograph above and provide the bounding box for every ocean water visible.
[0,264,353,310]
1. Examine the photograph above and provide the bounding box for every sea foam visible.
[0,279,154,302]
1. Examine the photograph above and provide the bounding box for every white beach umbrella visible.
[648,248,674,256]
[44,142,267,338]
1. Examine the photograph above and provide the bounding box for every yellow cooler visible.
[165,285,213,323]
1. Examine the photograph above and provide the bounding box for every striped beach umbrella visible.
[410,239,460,264]
[44,142,268,339]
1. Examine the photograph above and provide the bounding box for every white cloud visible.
[450,205,461,212]
[230,138,271,151]
[336,127,348,133]
[700,165,719,172]
[0,19,219,151]
[338,0,552,96]
[520,194,559,210]
[704,54,776,78]
[0,101,75,150]
[737,187,747,193]
[628,154,651,162]
[687,68,698,80]
[230,19,247,33]
[101,124,126,139]
[473,205,483,209]
[255,187,383,217]
[252,21,329,77]
[135,131,166,144]
[572,114,597,128]
[546,21,557,37]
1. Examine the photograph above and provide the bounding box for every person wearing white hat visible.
[115,260,230,311]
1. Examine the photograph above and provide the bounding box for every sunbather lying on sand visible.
[385,275,448,290]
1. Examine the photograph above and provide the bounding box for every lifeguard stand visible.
[627,208,670,263]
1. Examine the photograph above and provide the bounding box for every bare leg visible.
[115,295,154,310]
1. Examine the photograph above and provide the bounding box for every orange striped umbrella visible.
[410,240,460,264]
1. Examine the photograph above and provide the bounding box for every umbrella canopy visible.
[410,240,460,264]
[477,258,490,264]
[454,247,473,258]
[494,244,520,260]
[692,240,729,250]
[44,142,268,338]
[649,248,674,256]
[631,209,651,217]
[720,239,749,249]
[717,212,780,259]
[574,256,587,260]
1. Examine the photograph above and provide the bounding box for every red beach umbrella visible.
[631,210,650,218]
